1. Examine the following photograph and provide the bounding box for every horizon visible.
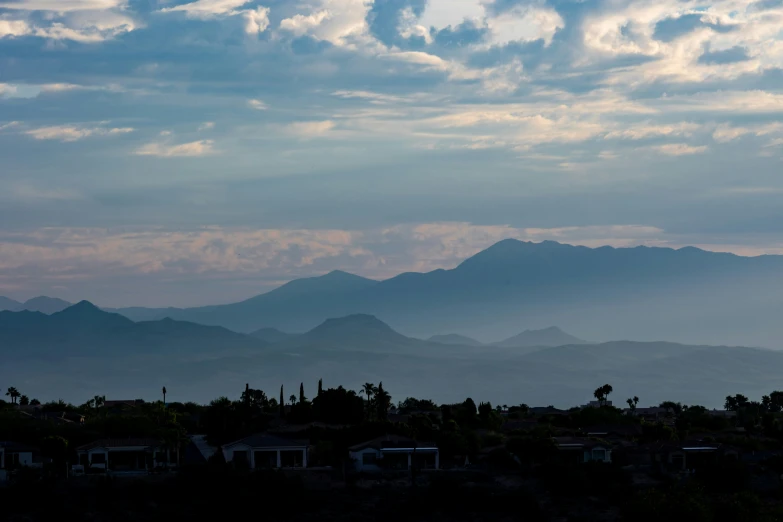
[1,237,779,308]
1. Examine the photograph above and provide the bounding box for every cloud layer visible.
[1,0,783,304]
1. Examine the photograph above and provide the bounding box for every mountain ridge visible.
[100,239,783,347]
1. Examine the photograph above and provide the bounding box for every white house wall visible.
[350,448,382,472]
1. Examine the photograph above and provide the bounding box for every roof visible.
[0,441,39,452]
[76,438,163,451]
[223,433,308,449]
[348,435,436,452]
[553,437,610,450]
[583,424,643,437]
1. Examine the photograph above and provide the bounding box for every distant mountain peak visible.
[56,300,102,315]
[304,314,409,345]
[14,296,72,314]
[495,326,586,348]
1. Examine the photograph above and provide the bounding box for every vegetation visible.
[3,381,783,521]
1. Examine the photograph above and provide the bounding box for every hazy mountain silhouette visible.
[494,327,585,347]
[113,240,783,347]
[18,296,73,314]
[0,296,21,311]
[0,301,266,359]
[3,306,783,409]
[0,296,73,313]
[250,327,297,344]
[428,334,484,346]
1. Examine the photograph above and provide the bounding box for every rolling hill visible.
[110,240,783,348]
[1,304,782,409]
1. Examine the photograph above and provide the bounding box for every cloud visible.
[0,0,124,10]
[198,121,215,131]
[284,120,335,137]
[25,125,134,142]
[134,140,217,157]
[160,0,253,18]
[243,6,270,34]
[278,10,330,37]
[648,143,708,156]
[276,0,374,47]
[248,99,268,110]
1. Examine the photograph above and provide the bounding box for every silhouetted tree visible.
[30,398,40,406]
[5,387,19,405]
[162,386,167,405]
[299,383,305,404]
[279,385,285,418]
[290,394,297,406]
[19,395,29,406]
[593,384,613,406]
[375,382,391,421]
[318,379,323,397]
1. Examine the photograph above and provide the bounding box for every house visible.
[349,435,439,472]
[553,437,612,464]
[651,441,739,473]
[76,438,176,473]
[0,441,38,482]
[221,433,309,469]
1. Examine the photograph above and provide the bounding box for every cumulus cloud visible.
[243,6,270,33]
[134,140,217,157]
[277,0,374,47]
[26,125,134,142]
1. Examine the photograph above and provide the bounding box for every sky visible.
[1,0,783,307]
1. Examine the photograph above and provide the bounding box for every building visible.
[0,441,38,482]
[221,433,309,469]
[349,435,439,472]
[553,437,612,464]
[76,438,176,473]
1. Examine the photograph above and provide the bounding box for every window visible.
[592,449,606,462]
[362,452,378,465]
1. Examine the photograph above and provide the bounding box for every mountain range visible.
[1,302,782,408]
[89,240,783,348]
[0,296,72,314]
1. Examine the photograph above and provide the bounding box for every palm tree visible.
[289,394,297,406]
[361,382,376,420]
[362,383,375,401]
[162,386,167,405]
[5,387,20,405]
[19,395,29,406]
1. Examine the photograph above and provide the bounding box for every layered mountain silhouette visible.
[494,327,586,348]
[428,334,484,346]
[109,240,783,348]
[0,296,20,310]
[2,303,783,408]
[0,301,266,358]
[0,296,72,314]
